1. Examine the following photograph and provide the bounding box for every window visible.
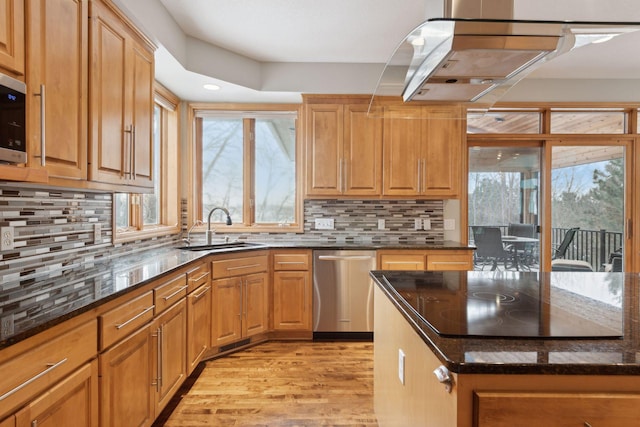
[190,105,301,232]
[114,85,180,241]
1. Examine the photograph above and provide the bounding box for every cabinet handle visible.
[192,286,211,301]
[238,280,243,317]
[226,264,262,271]
[33,84,46,166]
[0,358,67,401]
[162,285,188,301]
[132,125,137,179]
[115,305,155,330]
[276,261,306,265]
[123,125,133,178]
[152,327,162,392]
[417,158,422,193]
[340,158,346,193]
[189,272,210,283]
[584,423,592,427]
[431,261,468,265]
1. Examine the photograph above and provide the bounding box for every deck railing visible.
[469,226,623,271]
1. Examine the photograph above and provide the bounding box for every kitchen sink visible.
[177,242,267,251]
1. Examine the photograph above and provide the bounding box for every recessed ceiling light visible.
[203,84,220,91]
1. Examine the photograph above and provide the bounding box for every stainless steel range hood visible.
[371,0,640,108]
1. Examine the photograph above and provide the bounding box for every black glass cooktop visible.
[380,271,623,339]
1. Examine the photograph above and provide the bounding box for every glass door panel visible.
[550,145,625,272]
[468,145,541,271]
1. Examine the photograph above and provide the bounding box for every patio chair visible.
[552,227,580,259]
[506,223,538,268]
[472,226,513,271]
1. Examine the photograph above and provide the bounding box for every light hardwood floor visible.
[155,341,378,426]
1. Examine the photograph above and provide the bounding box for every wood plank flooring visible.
[155,341,378,426]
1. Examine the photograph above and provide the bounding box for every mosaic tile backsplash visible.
[0,185,444,331]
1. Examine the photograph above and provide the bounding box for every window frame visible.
[187,103,303,234]
[113,83,181,242]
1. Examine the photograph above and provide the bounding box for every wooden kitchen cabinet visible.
[378,249,473,271]
[99,323,154,427]
[383,105,463,198]
[152,299,187,416]
[25,0,88,180]
[272,250,312,332]
[186,262,212,373]
[305,97,383,197]
[0,0,24,77]
[88,0,154,190]
[211,252,269,347]
[14,360,98,427]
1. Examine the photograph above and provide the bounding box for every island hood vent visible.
[371,0,640,107]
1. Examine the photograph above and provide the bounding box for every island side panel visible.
[374,285,458,426]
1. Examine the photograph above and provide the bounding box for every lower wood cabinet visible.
[272,250,312,331]
[211,252,269,348]
[186,282,211,374]
[378,249,474,271]
[99,298,187,427]
[14,360,98,427]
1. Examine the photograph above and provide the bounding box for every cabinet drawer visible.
[379,254,425,270]
[154,274,188,313]
[212,255,268,279]
[273,253,310,271]
[0,320,97,418]
[187,262,210,293]
[474,391,640,427]
[426,254,472,271]
[99,291,154,350]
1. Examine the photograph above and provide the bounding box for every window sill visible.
[114,224,181,244]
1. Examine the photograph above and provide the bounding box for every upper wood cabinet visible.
[0,0,24,77]
[88,0,154,189]
[383,105,463,198]
[305,99,383,197]
[26,0,88,180]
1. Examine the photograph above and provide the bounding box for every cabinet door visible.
[305,103,343,196]
[0,416,14,427]
[343,104,382,196]
[14,360,98,427]
[26,0,87,180]
[100,324,154,427]
[422,106,462,197]
[128,43,153,188]
[0,0,24,76]
[273,271,311,330]
[382,106,423,196]
[88,1,128,185]
[153,300,187,415]
[211,277,242,347]
[243,272,269,337]
[187,284,211,373]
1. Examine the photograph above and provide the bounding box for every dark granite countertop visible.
[0,240,472,349]
[371,270,640,375]
[263,239,474,250]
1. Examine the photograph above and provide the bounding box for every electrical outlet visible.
[378,219,385,230]
[414,218,422,231]
[398,349,405,385]
[314,218,334,230]
[423,218,431,230]
[1,314,14,337]
[94,223,101,244]
[0,226,14,251]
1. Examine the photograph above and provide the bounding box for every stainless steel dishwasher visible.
[313,250,376,339]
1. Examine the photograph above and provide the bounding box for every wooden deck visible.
[154,341,378,426]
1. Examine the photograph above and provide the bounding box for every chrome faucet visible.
[183,219,204,246]
[206,207,232,244]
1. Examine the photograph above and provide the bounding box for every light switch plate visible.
[94,223,101,244]
[378,219,385,230]
[315,218,334,230]
[423,219,431,230]
[414,218,422,230]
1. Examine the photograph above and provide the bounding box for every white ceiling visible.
[115,0,640,104]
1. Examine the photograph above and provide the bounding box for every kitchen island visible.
[371,270,640,426]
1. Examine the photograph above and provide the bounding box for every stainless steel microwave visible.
[0,72,26,164]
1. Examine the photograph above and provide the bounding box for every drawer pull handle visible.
[115,305,155,330]
[189,272,209,282]
[226,263,262,271]
[584,423,592,427]
[276,261,306,265]
[431,261,468,265]
[163,285,188,301]
[192,286,211,301]
[0,358,68,401]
